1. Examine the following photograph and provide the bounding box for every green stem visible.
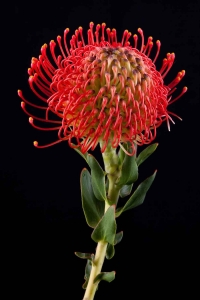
[101,142,120,206]
[82,143,120,300]
[83,199,110,300]
[100,141,119,176]
[83,200,111,300]
[82,240,108,300]
[107,173,120,206]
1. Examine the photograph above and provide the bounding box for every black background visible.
[3,0,199,298]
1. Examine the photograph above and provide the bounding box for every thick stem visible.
[100,141,119,176]
[83,201,110,300]
[101,141,121,206]
[82,143,120,300]
[83,241,108,300]
[107,174,120,206]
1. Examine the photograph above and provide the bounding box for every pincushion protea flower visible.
[18,22,187,155]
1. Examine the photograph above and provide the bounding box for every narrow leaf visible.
[75,252,94,260]
[91,206,116,244]
[81,169,104,228]
[114,231,123,245]
[119,184,133,198]
[84,259,92,280]
[94,271,116,284]
[82,259,99,290]
[87,154,107,201]
[136,143,158,167]
[106,231,123,259]
[118,144,126,164]
[82,280,88,289]
[117,143,138,187]
[106,244,115,260]
[116,171,157,217]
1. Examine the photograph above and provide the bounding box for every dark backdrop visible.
[3,0,199,298]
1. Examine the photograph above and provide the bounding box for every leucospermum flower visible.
[18,22,187,155]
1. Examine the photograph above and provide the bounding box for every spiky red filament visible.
[18,22,187,155]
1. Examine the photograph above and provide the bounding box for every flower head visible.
[18,22,187,155]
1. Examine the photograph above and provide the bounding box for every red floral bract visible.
[18,22,187,155]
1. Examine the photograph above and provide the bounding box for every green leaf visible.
[106,244,115,260]
[94,271,116,284]
[116,171,157,217]
[82,259,93,289]
[118,144,126,164]
[82,280,88,289]
[84,259,92,280]
[114,231,123,245]
[136,143,158,167]
[91,206,116,244]
[87,154,107,201]
[117,143,138,187]
[80,169,104,228]
[106,231,123,259]
[75,252,94,260]
[119,184,133,198]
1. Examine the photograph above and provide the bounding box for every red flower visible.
[18,22,187,155]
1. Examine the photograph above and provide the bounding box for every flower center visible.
[85,46,154,95]
[48,45,168,150]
